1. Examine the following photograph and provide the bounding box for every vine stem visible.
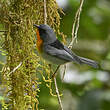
[68,0,84,49]
[8,62,22,75]
[52,66,63,110]
[62,0,85,83]
[0,30,8,32]
[54,77,63,110]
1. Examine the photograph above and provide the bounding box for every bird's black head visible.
[33,24,56,44]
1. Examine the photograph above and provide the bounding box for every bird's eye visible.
[40,28,46,33]
[39,28,46,36]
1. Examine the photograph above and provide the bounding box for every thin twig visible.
[68,0,84,49]
[0,30,8,32]
[61,64,66,81]
[54,77,63,110]
[44,0,47,24]
[8,62,22,75]
[52,65,63,110]
[62,0,84,82]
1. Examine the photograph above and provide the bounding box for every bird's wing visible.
[43,40,74,62]
[43,39,82,63]
[63,46,82,64]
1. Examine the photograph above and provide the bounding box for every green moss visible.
[0,0,64,109]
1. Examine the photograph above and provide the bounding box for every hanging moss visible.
[0,0,64,109]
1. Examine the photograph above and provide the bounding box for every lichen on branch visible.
[0,0,64,109]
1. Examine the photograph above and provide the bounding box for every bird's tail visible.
[76,56,99,68]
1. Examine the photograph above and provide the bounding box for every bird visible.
[33,24,98,68]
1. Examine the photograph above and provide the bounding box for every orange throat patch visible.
[36,29,43,53]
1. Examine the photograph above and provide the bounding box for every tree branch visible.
[62,64,66,81]
[68,0,84,49]
[62,0,85,85]
[54,77,63,110]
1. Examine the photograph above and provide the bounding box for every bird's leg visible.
[51,65,60,78]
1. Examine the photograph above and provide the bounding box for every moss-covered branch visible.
[1,0,63,109]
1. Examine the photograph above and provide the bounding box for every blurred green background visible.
[0,0,110,110]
